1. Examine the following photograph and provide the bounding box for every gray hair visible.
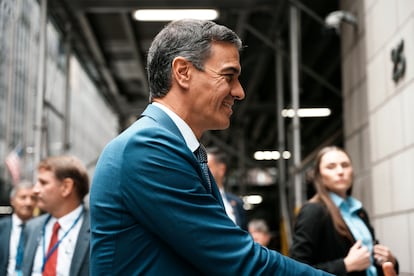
[248,219,269,233]
[146,19,242,101]
[10,180,34,199]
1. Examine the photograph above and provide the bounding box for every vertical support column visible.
[63,27,72,153]
[3,0,17,182]
[5,1,15,151]
[33,0,47,173]
[276,38,292,252]
[289,4,303,210]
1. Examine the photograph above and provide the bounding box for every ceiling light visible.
[281,108,331,118]
[243,195,263,205]
[282,151,291,159]
[133,9,219,22]
[254,151,291,160]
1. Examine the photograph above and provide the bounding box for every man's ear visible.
[61,178,74,197]
[172,57,191,89]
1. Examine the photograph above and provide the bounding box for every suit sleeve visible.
[290,203,347,275]
[119,126,331,276]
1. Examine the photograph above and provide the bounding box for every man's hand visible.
[382,262,397,276]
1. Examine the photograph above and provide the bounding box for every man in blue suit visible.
[90,19,332,275]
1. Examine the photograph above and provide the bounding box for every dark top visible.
[0,216,12,276]
[290,202,399,276]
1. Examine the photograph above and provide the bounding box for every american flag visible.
[5,146,22,185]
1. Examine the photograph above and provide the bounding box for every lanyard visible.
[41,207,84,272]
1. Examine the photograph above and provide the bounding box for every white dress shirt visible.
[7,214,24,276]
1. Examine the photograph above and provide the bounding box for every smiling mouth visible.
[222,103,233,116]
[223,102,233,110]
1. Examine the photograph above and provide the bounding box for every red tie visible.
[43,221,60,276]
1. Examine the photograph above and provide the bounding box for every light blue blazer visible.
[89,104,332,275]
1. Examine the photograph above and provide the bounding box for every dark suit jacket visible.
[90,104,332,276]
[224,192,247,230]
[0,215,30,276]
[22,210,90,276]
[0,216,12,276]
[290,202,399,276]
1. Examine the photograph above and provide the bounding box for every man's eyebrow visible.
[222,66,241,75]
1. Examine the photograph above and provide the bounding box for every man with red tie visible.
[22,155,90,276]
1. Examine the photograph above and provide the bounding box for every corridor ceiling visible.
[48,0,343,171]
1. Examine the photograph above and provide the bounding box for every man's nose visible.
[33,182,40,193]
[232,80,245,100]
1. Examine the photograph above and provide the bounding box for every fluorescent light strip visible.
[243,195,263,205]
[254,151,291,160]
[281,108,331,118]
[133,9,219,21]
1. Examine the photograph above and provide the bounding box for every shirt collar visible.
[12,213,24,227]
[53,205,83,231]
[152,102,200,152]
[329,192,362,213]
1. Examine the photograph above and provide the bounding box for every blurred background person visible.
[290,146,398,275]
[248,219,272,247]
[248,218,280,251]
[22,155,90,276]
[207,147,247,230]
[0,180,36,276]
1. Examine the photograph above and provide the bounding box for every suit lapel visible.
[69,211,90,276]
[208,173,225,208]
[141,104,225,205]
[23,215,48,275]
[141,104,184,140]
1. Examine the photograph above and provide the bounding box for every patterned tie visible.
[43,221,60,276]
[194,144,212,193]
[15,223,25,272]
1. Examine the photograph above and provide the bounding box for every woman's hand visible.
[374,244,396,266]
[344,240,371,272]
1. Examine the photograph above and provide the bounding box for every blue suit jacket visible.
[90,104,332,275]
[0,216,12,276]
[22,210,90,276]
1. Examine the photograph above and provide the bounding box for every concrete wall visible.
[341,0,414,274]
